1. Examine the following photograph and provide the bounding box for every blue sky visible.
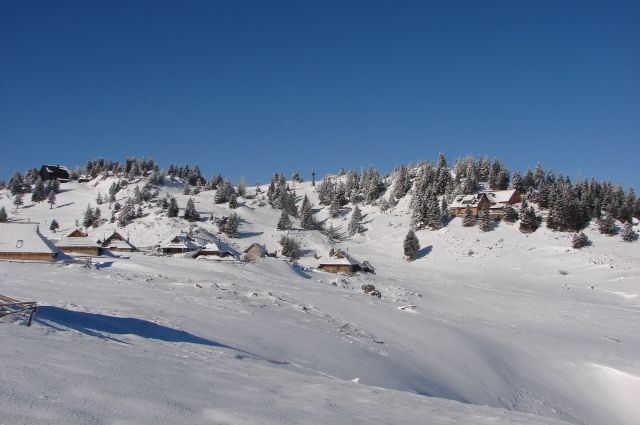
[1,0,638,189]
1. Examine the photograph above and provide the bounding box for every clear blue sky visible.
[1,0,638,189]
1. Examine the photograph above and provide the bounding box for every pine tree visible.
[348,205,362,235]
[229,193,238,209]
[462,205,476,227]
[0,206,7,222]
[118,199,136,227]
[277,210,292,230]
[279,235,301,260]
[519,206,538,233]
[299,195,315,229]
[183,198,200,222]
[49,218,59,232]
[47,190,57,209]
[503,205,518,223]
[477,208,492,232]
[403,229,420,261]
[31,179,46,203]
[329,193,341,218]
[96,192,103,205]
[324,223,339,242]
[83,204,95,228]
[167,197,179,218]
[225,213,239,238]
[571,232,589,249]
[597,213,617,236]
[620,222,637,242]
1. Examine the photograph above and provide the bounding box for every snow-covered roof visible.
[450,194,487,209]
[102,232,136,250]
[55,229,100,248]
[243,243,266,253]
[485,189,517,204]
[200,242,226,252]
[0,223,58,254]
[319,250,361,267]
[160,235,200,250]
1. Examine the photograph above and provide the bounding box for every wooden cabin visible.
[39,165,70,182]
[101,231,137,252]
[160,235,200,255]
[194,241,234,258]
[318,250,374,275]
[0,223,58,262]
[55,229,101,256]
[449,189,521,217]
[243,243,266,261]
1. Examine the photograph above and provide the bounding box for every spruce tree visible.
[83,204,95,228]
[519,206,538,233]
[31,179,46,203]
[225,213,239,238]
[299,195,314,229]
[348,205,362,236]
[277,210,292,230]
[279,235,301,260]
[47,190,57,209]
[324,223,339,242]
[403,229,420,261]
[183,198,200,222]
[229,193,238,209]
[503,205,518,223]
[167,197,179,218]
[49,218,59,232]
[462,205,476,227]
[0,206,7,222]
[571,232,589,249]
[477,208,492,232]
[597,213,617,236]
[620,222,637,242]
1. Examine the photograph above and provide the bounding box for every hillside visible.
[1,169,639,425]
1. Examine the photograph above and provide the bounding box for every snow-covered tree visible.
[183,198,200,222]
[0,207,7,222]
[503,205,518,223]
[299,195,315,230]
[597,213,617,236]
[49,218,59,232]
[403,229,420,261]
[31,179,46,203]
[477,208,492,232]
[167,197,179,218]
[229,193,238,209]
[83,204,95,228]
[620,222,636,242]
[571,232,589,249]
[279,235,301,260]
[277,210,292,230]
[348,205,362,236]
[47,190,57,209]
[519,206,538,233]
[462,205,475,227]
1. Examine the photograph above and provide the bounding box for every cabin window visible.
[16,240,23,248]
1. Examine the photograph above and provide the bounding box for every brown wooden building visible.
[39,165,70,182]
[0,223,57,262]
[55,229,101,256]
[100,231,137,252]
[317,250,374,275]
[449,189,521,217]
[243,243,266,262]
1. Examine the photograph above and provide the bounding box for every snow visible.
[1,176,639,425]
[0,222,57,254]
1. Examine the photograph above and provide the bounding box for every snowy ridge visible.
[0,173,639,425]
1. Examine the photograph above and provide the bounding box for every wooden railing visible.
[0,293,37,326]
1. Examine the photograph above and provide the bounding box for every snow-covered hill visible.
[1,175,639,425]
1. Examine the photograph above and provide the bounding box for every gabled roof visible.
[0,223,58,254]
[319,250,360,266]
[160,235,200,250]
[102,231,136,250]
[56,233,101,248]
[243,243,266,253]
[450,193,488,209]
[484,189,518,204]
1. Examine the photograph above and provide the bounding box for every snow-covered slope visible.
[1,176,638,425]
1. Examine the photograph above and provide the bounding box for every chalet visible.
[194,241,236,259]
[0,223,58,262]
[449,193,491,216]
[39,165,70,182]
[242,243,267,261]
[160,235,200,255]
[55,229,101,256]
[449,189,521,217]
[100,231,137,252]
[317,250,375,275]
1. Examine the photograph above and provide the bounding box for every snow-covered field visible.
[1,177,639,425]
